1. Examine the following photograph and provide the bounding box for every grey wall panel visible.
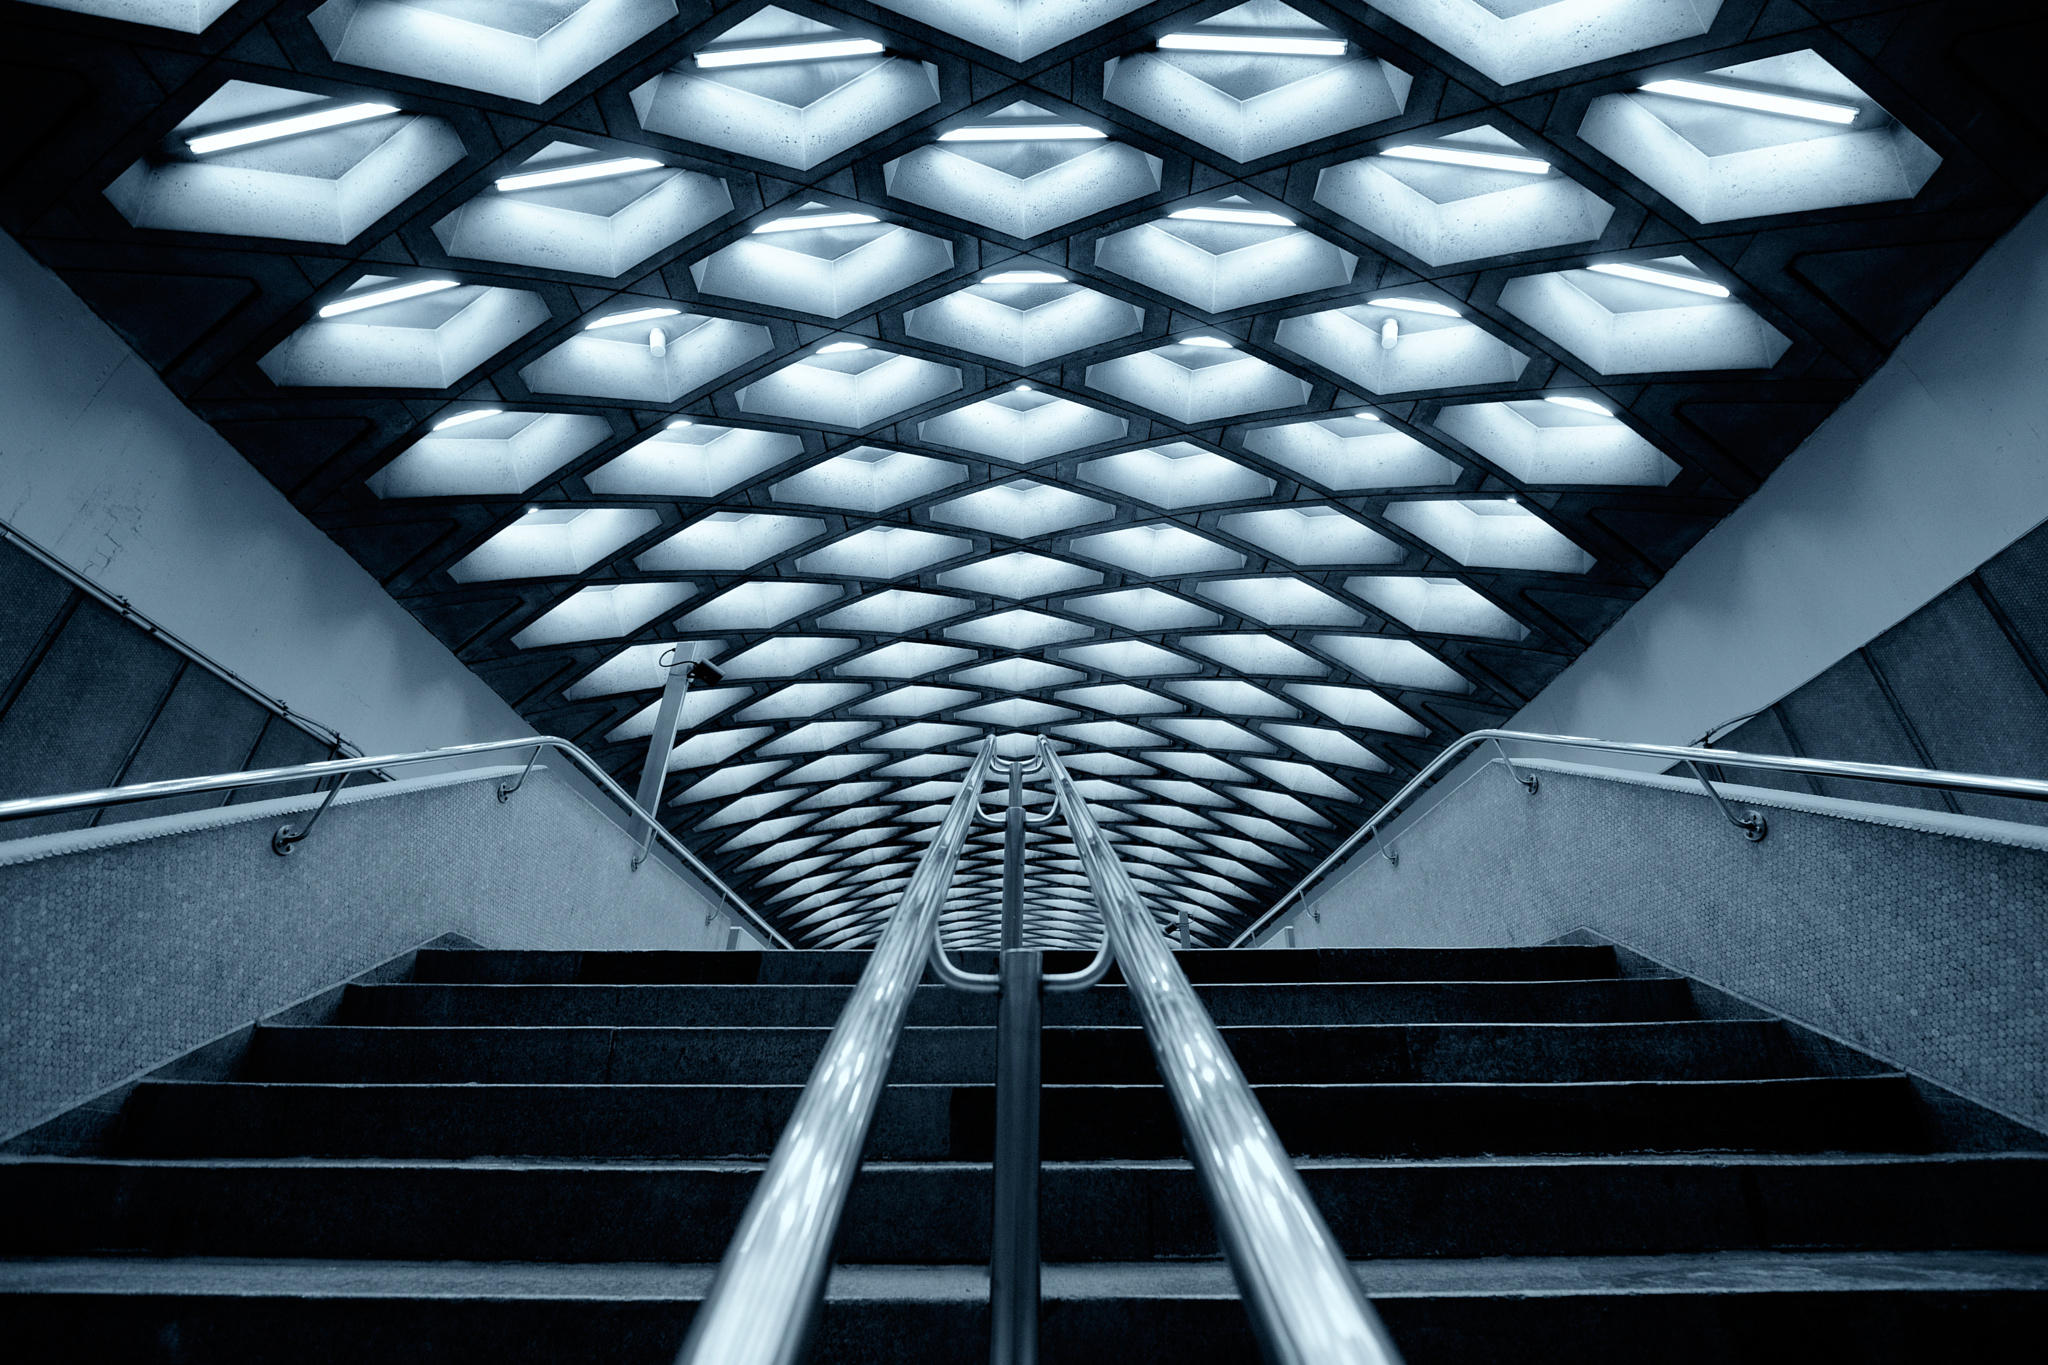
[225,718,335,805]
[1978,529,2048,668]
[98,667,270,824]
[1867,582,2048,824]
[1773,653,1950,812]
[1713,709,1816,796]
[0,543,71,698]
[0,601,182,836]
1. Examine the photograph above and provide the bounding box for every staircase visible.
[4,940,2045,1361]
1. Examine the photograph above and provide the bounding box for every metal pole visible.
[1002,762,1025,952]
[634,653,721,868]
[989,947,1042,1365]
[1177,904,1190,950]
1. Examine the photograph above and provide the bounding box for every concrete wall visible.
[0,763,740,1139]
[1513,192,2048,752]
[1290,759,2048,1133]
[0,228,525,758]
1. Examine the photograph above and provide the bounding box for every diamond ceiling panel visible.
[11,0,2042,947]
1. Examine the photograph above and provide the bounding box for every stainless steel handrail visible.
[1230,727,2048,948]
[1037,737,1405,1365]
[0,734,791,950]
[675,740,999,1365]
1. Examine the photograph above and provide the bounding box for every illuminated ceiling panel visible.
[23,0,2026,946]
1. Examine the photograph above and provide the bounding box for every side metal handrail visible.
[1230,727,2048,948]
[675,741,1000,1365]
[1037,737,1405,1365]
[0,734,790,950]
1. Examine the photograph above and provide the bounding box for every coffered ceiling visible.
[2,0,2042,947]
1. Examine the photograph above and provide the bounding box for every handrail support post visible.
[1001,762,1025,953]
[989,947,1042,1365]
[1682,760,1769,842]
[1491,738,1539,794]
[271,771,354,856]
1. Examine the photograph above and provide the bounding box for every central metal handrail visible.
[1228,727,2048,948]
[675,740,999,1365]
[1036,737,1405,1365]
[0,734,789,949]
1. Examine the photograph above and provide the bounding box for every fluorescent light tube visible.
[318,278,459,318]
[186,102,399,156]
[938,124,1105,142]
[981,271,1067,285]
[817,342,868,354]
[1179,336,1234,348]
[1367,297,1461,318]
[754,211,879,234]
[1168,206,1294,226]
[667,418,694,428]
[1585,261,1730,298]
[1158,33,1346,57]
[431,408,502,431]
[1638,78,1858,126]
[585,306,682,330]
[495,156,663,191]
[1381,143,1550,175]
[695,38,885,69]
[1544,395,1613,417]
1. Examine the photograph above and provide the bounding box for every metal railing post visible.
[988,946,1042,1365]
[1002,760,1025,952]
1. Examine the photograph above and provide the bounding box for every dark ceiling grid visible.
[0,0,2043,945]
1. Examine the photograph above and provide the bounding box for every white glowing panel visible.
[1071,524,1245,576]
[1435,400,1678,486]
[931,481,1114,537]
[1275,302,1530,394]
[1581,52,1940,224]
[107,82,464,244]
[1220,506,1399,566]
[29,0,239,31]
[692,220,953,318]
[309,0,676,105]
[1077,444,1275,508]
[448,507,661,583]
[864,0,1155,62]
[1242,414,1461,490]
[1085,344,1312,425]
[917,392,1128,464]
[1367,0,1724,87]
[1350,575,1528,640]
[886,112,1163,237]
[515,582,694,649]
[1500,261,1791,375]
[737,349,963,428]
[521,311,773,402]
[586,424,804,498]
[259,279,548,388]
[639,512,825,572]
[1096,211,1356,313]
[937,553,1104,599]
[771,448,967,512]
[904,280,1143,367]
[369,412,610,498]
[795,526,970,578]
[1387,499,1594,572]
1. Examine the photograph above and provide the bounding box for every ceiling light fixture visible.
[1179,335,1234,348]
[1380,143,1550,175]
[667,418,694,428]
[1638,78,1858,126]
[981,270,1067,285]
[431,408,502,431]
[817,341,869,354]
[585,306,682,330]
[938,125,1105,142]
[317,278,459,318]
[1585,261,1731,298]
[1367,297,1461,318]
[494,156,664,192]
[1157,33,1347,57]
[694,38,886,69]
[1544,395,1613,417]
[754,211,880,234]
[1168,206,1294,226]
[186,102,400,156]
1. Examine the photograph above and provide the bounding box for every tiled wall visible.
[1709,518,2048,826]
[0,536,345,837]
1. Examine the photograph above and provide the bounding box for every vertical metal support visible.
[1176,904,1190,950]
[989,948,1042,1365]
[1001,761,1025,952]
[1491,737,1539,793]
[633,652,721,869]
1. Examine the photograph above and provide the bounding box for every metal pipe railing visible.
[1230,727,2048,948]
[0,734,789,949]
[1037,738,1404,1365]
[674,741,999,1365]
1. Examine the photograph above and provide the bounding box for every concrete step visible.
[410,945,1623,986]
[6,1154,2045,1264]
[109,1075,1928,1161]
[337,977,1705,1029]
[4,1251,2045,1364]
[246,1019,1842,1086]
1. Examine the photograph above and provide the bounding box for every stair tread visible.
[5,1250,2045,1300]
